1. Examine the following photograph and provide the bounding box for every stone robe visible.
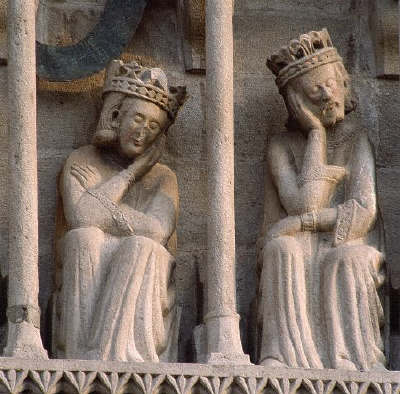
[258,129,386,370]
[53,145,179,362]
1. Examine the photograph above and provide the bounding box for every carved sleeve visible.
[119,166,179,245]
[333,133,377,245]
[61,151,114,231]
[268,135,301,214]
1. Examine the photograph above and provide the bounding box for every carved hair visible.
[92,92,125,147]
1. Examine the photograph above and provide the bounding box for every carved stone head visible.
[92,60,187,158]
[267,29,356,131]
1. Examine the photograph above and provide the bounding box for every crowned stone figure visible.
[257,29,385,371]
[52,60,186,362]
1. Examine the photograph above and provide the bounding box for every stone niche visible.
[0,0,399,392]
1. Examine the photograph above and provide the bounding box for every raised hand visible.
[127,133,166,180]
[70,164,101,190]
[287,90,324,134]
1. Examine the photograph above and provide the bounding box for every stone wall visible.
[0,0,398,368]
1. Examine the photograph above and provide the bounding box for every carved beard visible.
[320,100,341,127]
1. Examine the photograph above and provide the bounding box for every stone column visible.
[5,0,47,358]
[205,0,249,364]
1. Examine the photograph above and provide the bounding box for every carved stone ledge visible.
[0,359,398,394]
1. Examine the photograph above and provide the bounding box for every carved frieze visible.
[0,360,398,394]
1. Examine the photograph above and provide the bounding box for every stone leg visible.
[58,227,106,359]
[323,245,386,370]
[87,235,175,362]
[259,236,322,369]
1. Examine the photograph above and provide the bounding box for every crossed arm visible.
[61,146,177,244]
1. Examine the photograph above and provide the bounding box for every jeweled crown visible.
[267,28,343,90]
[103,60,186,120]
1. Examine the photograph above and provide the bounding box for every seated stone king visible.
[257,29,385,371]
[52,60,186,362]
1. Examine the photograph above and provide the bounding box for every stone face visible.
[257,29,385,371]
[52,61,186,362]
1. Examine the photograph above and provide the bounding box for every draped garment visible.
[258,130,386,370]
[53,145,178,362]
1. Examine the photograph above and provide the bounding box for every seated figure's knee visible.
[63,226,104,246]
[324,244,380,269]
[122,235,149,249]
[263,235,302,262]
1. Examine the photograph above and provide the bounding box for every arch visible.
[36,0,148,81]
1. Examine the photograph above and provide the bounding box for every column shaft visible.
[5,0,47,358]
[205,0,249,364]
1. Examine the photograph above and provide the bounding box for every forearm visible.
[301,128,327,180]
[67,191,113,229]
[316,208,337,231]
[119,204,169,243]
[93,168,133,203]
[296,208,337,233]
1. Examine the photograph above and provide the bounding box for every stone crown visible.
[103,60,186,120]
[267,28,343,90]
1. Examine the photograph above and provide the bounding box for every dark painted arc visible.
[36,0,148,81]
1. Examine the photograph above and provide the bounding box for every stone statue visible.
[52,60,186,362]
[257,29,386,371]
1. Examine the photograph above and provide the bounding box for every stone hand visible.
[70,164,101,190]
[127,134,166,180]
[288,91,324,134]
[266,215,302,241]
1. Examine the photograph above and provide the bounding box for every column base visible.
[205,311,251,365]
[4,322,48,359]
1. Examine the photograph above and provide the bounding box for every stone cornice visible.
[0,359,398,394]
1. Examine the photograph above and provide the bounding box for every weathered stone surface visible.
[177,0,205,73]
[204,0,249,365]
[368,0,399,79]
[235,0,353,17]
[0,358,398,394]
[0,0,6,61]
[36,0,148,80]
[0,0,399,369]
[257,29,385,371]
[53,60,186,362]
[377,167,400,288]
[37,0,106,45]
[6,0,47,359]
